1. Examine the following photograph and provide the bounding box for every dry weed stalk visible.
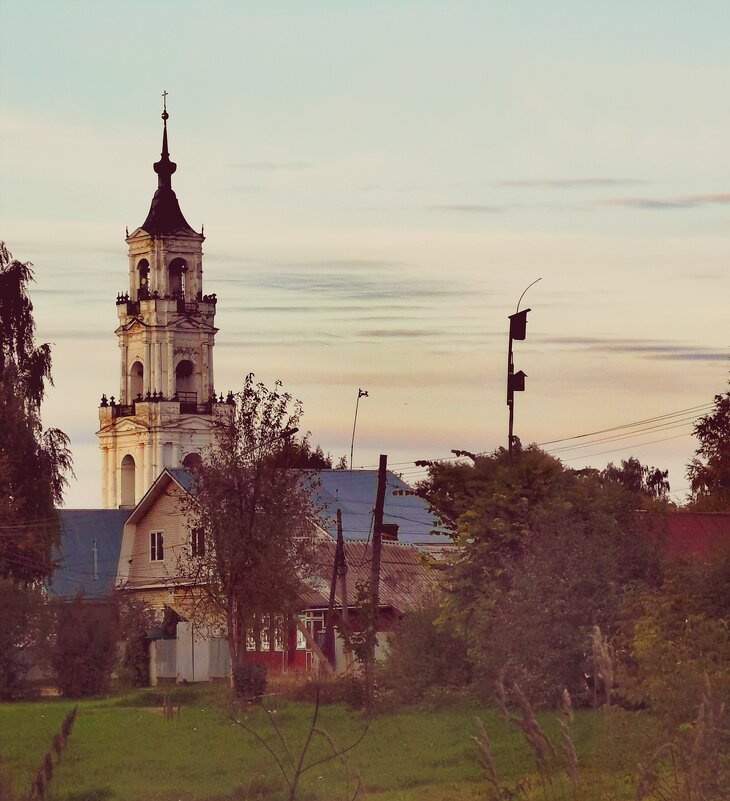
[495,673,555,769]
[162,694,181,721]
[588,625,614,707]
[558,690,579,799]
[231,685,368,801]
[472,717,503,800]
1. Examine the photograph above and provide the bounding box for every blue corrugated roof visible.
[48,510,130,599]
[166,468,196,494]
[312,470,450,545]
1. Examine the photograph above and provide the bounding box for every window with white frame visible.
[150,531,164,561]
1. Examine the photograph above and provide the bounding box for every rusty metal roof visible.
[299,540,443,613]
[649,511,730,560]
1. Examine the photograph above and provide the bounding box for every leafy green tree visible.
[275,433,332,469]
[687,383,730,510]
[600,457,671,503]
[177,374,319,689]
[0,243,73,584]
[0,579,47,699]
[419,445,657,704]
[618,551,730,728]
[49,595,120,697]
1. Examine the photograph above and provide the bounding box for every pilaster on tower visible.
[97,102,231,510]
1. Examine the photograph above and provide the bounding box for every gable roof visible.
[299,540,441,613]
[312,470,450,545]
[123,467,193,526]
[48,510,130,599]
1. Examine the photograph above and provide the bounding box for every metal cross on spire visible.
[162,90,168,112]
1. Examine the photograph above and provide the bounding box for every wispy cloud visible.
[229,161,312,171]
[540,336,727,362]
[599,193,730,210]
[498,178,646,189]
[429,203,505,214]
[647,352,728,362]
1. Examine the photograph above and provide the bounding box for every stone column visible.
[171,439,180,469]
[201,342,209,400]
[166,339,175,397]
[109,447,118,509]
[120,342,128,402]
[143,341,151,396]
[144,435,153,490]
[155,432,164,477]
[101,446,109,508]
[135,443,145,504]
[154,341,162,395]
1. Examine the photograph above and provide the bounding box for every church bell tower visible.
[98,100,225,509]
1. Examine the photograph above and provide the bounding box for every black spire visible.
[140,96,197,237]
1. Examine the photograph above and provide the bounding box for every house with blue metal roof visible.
[48,509,130,599]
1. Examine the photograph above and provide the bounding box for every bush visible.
[379,608,471,705]
[50,595,120,697]
[118,598,154,687]
[0,580,47,700]
[232,662,267,700]
[618,553,730,728]
[282,674,365,707]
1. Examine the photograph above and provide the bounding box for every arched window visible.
[182,452,202,470]
[168,258,187,298]
[137,259,150,299]
[175,359,195,401]
[130,361,144,400]
[120,454,136,507]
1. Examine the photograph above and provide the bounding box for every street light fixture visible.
[507,279,541,455]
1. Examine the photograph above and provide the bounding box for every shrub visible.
[283,674,365,707]
[118,597,154,687]
[49,595,120,697]
[618,553,730,728]
[379,608,471,705]
[232,662,267,700]
[0,580,47,700]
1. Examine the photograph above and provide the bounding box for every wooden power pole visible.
[367,454,387,705]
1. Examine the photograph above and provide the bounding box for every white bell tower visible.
[97,100,228,509]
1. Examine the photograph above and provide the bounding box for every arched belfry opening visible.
[175,359,195,401]
[130,361,144,400]
[168,258,187,298]
[120,454,136,507]
[137,259,150,299]
[182,452,202,470]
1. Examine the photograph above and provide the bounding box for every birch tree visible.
[177,374,319,684]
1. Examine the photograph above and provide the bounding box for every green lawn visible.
[0,687,655,801]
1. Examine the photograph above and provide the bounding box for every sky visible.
[1,0,728,508]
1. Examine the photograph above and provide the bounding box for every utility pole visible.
[323,509,345,667]
[507,279,541,454]
[368,454,387,705]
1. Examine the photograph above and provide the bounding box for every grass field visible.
[0,686,657,801]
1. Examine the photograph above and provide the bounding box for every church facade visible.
[97,106,228,509]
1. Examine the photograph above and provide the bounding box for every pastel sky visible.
[1,0,728,507]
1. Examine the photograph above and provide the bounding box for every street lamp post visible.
[349,388,368,470]
[507,279,541,455]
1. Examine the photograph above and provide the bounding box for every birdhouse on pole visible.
[508,309,530,341]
